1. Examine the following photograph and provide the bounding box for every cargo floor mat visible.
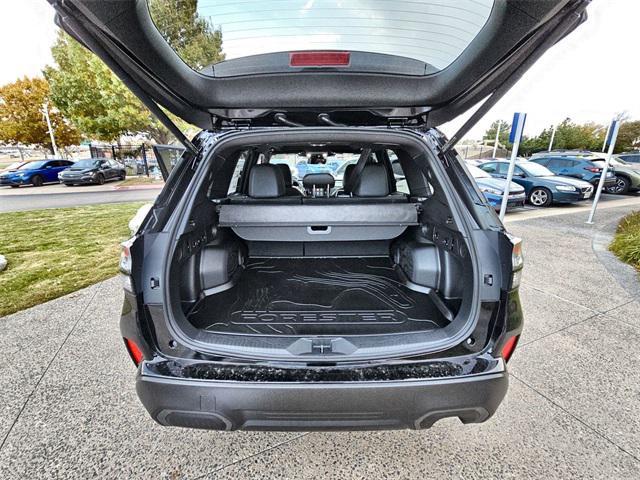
[188,258,447,336]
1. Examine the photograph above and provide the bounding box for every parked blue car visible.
[467,163,525,211]
[0,159,74,187]
[528,154,616,190]
[479,160,593,207]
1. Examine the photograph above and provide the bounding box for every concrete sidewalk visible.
[1,206,639,479]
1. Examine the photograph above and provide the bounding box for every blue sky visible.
[1,0,638,139]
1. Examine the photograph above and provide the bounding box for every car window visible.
[548,158,570,168]
[19,160,46,170]
[619,154,640,163]
[467,164,491,178]
[520,162,554,177]
[479,163,497,173]
[73,159,100,169]
[513,166,526,176]
[148,0,495,73]
[227,152,247,194]
[495,163,509,174]
[533,158,550,166]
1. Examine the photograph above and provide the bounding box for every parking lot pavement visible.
[1,206,639,479]
[0,188,159,212]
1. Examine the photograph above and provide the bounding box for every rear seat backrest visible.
[341,164,356,194]
[352,164,389,197]
[248,164,285,198]
[229,164,301,204]
[274,163,302,196]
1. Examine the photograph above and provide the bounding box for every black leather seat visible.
[337,163,356,196]
[303,164,407,204]
[229,164,301,204]
[275,163,303,197]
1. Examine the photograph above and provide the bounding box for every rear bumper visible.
[135,360,508,431]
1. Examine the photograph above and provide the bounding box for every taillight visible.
[119,239,133,275]
[124,337,144,366]
[584,167,601,173]
[289,51,350,67]
[507,234,524,289]
[501,335,520,362]
[120,238,135,292]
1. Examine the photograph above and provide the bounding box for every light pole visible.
[587,119,620,224]
[492,120,501,158]
[42,102,59,158]
[499,113,527,221]
[548,124,557,151]
[601,122,611,153]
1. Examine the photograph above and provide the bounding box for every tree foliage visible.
[482,119,512,150]
[148,0,225,70]
[0,76,80,150]
[484,117,640,156]
[45,32,166,142]
[45,0,224,143]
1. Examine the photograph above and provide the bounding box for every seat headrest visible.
[343,164,356,192]
[352,164,390,197]
[274,163,293,187]
[248,164,285,198]
[302,173,335,189]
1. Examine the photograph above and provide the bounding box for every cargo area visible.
[162,129,480,359]
[186,256,450,337]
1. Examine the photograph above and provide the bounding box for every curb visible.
[112,184,164,191]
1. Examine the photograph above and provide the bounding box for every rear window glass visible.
[270,152,361,182]
[147,0,494,73]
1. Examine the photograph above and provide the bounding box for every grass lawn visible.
[0,202,144,317]
[610,210,640,272]
[118,176,164,187]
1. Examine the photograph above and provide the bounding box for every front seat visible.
[275,163,303,196]
[230,164,300,204]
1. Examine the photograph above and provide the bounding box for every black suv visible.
[50,0,588,431]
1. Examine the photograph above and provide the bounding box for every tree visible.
[45,32,171,143]
[549,118,604,151]
[148,0,225,70]
[0,76,80,151]
[45,0,224,143]
[483,120,512,150]
[615,120,640,153]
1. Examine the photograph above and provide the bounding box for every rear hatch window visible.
[148,0,495,75]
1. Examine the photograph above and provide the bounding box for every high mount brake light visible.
[289,51,350,67]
